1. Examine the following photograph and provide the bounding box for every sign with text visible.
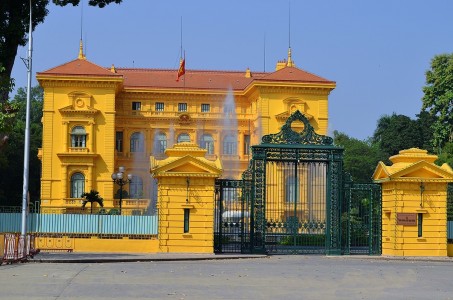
[396,213,417,226]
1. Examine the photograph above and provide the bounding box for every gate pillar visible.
[150,143,222,253]
[373,148,453,256]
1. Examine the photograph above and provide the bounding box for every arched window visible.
[155,132,167,154]
[222,135,237,155]
[200,134,214,154]
[177,133,191,143]
[71,126,86,148]
[70,172,85,198]
[130,132,144,152]
[129,176,143,198]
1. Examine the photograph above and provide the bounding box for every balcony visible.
[69,147,89,153]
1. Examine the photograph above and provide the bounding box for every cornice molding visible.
[39,80,121,89]
[255,85,334,95]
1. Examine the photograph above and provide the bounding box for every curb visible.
[27,254,269,264]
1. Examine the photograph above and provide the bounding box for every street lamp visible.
[111,166,132,214]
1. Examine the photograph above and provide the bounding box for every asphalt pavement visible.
[2,254,453,299]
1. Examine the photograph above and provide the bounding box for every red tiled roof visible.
[37,58,334,90]
[37,58,122,77]
[116,68,265,91]
[257,67,333,83]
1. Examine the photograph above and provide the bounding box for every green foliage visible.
[334,131,385,183]
[0,86,43,206]
[436,142,453,168]
[52,0,122,8]
[279,234,326,246]
[108,208,120,215]
[422,53,453,149]
[372,113,429,159]
[81,190,104,214]
[0,0,123,102]
[0,1,48,102]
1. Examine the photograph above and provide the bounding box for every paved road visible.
[1,256,453,299]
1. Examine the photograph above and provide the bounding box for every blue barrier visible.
[0,213,158,235]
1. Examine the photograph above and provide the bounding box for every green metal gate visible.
[342,178,381,255]
[214,110,382,255]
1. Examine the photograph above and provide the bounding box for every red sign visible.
[396,213,417,226]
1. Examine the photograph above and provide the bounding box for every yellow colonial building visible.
[36,46,335,213]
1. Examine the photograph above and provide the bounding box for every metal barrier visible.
[2,233,38,264]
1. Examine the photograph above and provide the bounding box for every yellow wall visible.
[0,234,4,257]
[151,143,222,253]
[35,236,159,253]
[374,148,453,257]
[157,177,216,253]
[37,78,121,212]
[381,182,448,256]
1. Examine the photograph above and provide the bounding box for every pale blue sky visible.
[11,0,453,140]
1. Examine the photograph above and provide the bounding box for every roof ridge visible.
[115,67,268,75]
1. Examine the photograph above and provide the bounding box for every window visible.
[132,101,141,111]
[71,126,86,148]
[70,172,85,198]
[115,131,123,152]
[178,103,187,112]
[154,132,167,154]
[184,209,190,233]
[130,132,144,152]
[177,133,191,143]
[155,102,164,111]
[201,104,210,112]
[200,134,214,154]
[129,176,143,199]
[222,135,237,155]
[286,176,297,203]
[418,213,423,237]
[243,134,250,155]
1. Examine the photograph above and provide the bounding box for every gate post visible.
[151,143,222,253]
[326,153,344,255]
[373,148,453,256]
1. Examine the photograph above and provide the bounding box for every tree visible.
[372,113,425,159]
[0,0,122,102]
[0,86,43,207]
[422,53,453,150]
[81,190,104,214]
[333,131,384,183]
[436,142,453,168]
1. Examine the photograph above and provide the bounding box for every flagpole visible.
[180,16,183,60]
[21,0,33,239]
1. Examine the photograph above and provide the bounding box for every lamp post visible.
[111,166,132,215]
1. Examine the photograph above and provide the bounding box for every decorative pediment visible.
[152,155,221,176]
[372,162,391,181]
[151,143,222,178]
[283,98,306,113]
[261,110,333,145]
[68,92,92,109]
[275,111,313,122]
[373,149,453,183]
[59,104,99,115]
[59,91,99,115]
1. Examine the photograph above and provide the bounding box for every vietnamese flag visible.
[176,58,185,81]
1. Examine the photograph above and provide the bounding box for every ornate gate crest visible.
[261,110,333,145]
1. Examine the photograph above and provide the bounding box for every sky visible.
[10,0,453,140]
